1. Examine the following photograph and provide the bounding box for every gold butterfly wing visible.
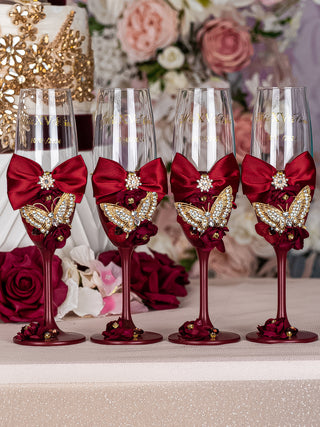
[287,185,311,228]
[209,185,234,227]
[53,193,76,226]
[20,205,53,235]
[100,202,135,233]
[252,202,286,233]
[136,192,158,223]
[175,202,208,233]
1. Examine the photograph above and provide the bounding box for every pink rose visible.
[117,0,178,62]
[259,0,283,6]
[233,106,252,164]
[197,19,254,75]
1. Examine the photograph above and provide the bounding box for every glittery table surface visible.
[1,278,320,426]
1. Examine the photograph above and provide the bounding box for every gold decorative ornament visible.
[0,1,94,150]
[187,323,194,330]
[253,186,311,234]
[175,186,233,233]
[125,172,141,191]
[44,331,51,340]
[57,235,64,242]
[112,322,119,329]
[271,171,289,190]
[100,192,158,235]
[20,192,76,235]
[196,174,213,192]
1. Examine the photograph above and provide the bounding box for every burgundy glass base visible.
[13,331,86,346]
[90,331,163,345]
[246,330,318,344]
[168,331,240,345]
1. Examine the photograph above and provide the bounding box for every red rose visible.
[43,225,71,251]
[179,318,219,340]
[257,317,297,339]
[265,185,299,209]
[99,249,189,310]
[102,317,143,340]
[255,222,309,251]
[117,189,147,209]
[197,18,253,75]
[0,246,67,322]
[127,221,158,246]
[178,217,227,252]
[15,322,59,341]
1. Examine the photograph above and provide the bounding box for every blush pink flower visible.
[117,0,178,62]
[233,105,252,164]
[197,18,254,75]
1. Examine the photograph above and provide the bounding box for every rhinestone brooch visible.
[196,174,213,192]
[125,172,141,190]
[37,171,55,190]
[271,171,288,190]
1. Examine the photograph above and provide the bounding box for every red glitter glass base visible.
[90,331,163,345]
[246,330,318,344]
[168,331,240,345]
[13,331,86,346]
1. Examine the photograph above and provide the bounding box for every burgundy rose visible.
[99,249,189,310]
[127,220,158,246]
[117,189,147,210]
[38,188,64,210]
[265,185,299,209]
[43,225,71,251]
[178,216,227,252]
[186,192,217,209]
[179,318,219,340]
[256,222,309,251]
[102,317,143,340]
[0,246,67,322]
[257,317,297,339]
[14,322,59,341]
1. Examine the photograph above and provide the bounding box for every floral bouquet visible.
[71,0,320,277]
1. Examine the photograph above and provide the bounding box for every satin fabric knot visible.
[7,154,88,210]
[242,151,316,203]
[170,152,240,201]
[92,157,168,204]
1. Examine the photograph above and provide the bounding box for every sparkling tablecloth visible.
[1,277,320,426]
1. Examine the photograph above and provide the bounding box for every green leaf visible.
[138,62,166,83]
[179,248,197,272]
[77,2,87,9]
[88,16,106,35]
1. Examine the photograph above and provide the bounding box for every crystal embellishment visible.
[37,171,55,190]
[125,172,141,190]
[271,171,289,190]
[196,174,213,192]
[175,186,233,233]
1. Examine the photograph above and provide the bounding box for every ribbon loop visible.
[7,154,87,210]
[92,157,168,204]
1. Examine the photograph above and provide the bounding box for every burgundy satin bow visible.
[170,153,240,201]
[7,154,88,210]
[242,151,316,203]
[92,157,168,204]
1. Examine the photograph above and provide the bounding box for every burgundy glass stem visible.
[196,248,213,327]
[40,248,59,330]
[118,246,135,329]
[275,247,289,320]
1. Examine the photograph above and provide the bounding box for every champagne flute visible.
[168,88,241,345]
[91,88,166,345]
[242,86,317,343]
[7,88,87,346]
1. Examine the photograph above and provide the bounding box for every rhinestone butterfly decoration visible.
[100,192,158,235]
[253,186,311,234]
[20,193,75,235]
[174,186,233,233]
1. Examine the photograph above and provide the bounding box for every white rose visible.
[158,46,185,70]
[163,71,188,95]
[87,0,126,25]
